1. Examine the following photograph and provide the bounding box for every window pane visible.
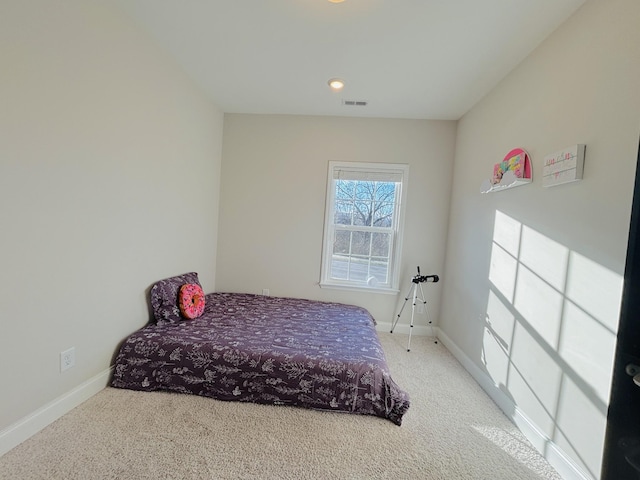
[336,180,355,199]
[355,182,374,200]
[369,258,389,284]
[371,232,390,257]
[333,230,351,254]
[334,201,353,225]
[375,182,396,203]
[351,231,371,256]
[330,255,348,280]
[373,202,394,227]
[353,202,372,226]
[347,255,368,282]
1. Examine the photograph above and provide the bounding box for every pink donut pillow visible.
[178,283,205,319]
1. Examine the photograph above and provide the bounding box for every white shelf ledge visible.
[481,170,531,193]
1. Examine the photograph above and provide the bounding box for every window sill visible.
[319,282,399,295]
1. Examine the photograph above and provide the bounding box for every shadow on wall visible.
[481,210,622,479]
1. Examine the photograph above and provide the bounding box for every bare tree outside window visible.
[331,180,397,285]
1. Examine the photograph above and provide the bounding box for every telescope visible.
[412,266,439,284]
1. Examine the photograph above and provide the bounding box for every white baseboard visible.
[436,328,592,480]
[0,367,113,457]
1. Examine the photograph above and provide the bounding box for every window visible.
[320,161,408,293]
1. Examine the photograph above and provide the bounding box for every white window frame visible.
[320,161,409,294]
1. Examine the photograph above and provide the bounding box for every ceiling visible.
[115,0,586,120]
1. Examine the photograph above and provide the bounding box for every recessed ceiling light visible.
[328,0,345,3]
[328,78,345,91]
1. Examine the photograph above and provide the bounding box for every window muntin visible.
[321,162,408,293]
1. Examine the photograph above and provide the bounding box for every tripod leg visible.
[418,283,437,344]
[407,284,418,351]
[391,284,414,333]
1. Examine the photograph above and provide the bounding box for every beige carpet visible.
[0,334,561,480]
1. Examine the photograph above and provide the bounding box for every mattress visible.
[111,293,410,425]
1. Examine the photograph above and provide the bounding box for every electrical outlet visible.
[262,289,270,296]
[60,347,75,372]
[417,303,425,314]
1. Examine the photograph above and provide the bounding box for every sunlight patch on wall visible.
[565,252,622,332]
[483,210,622,479]
[514,266,564,348]
[510,324,563,436]
[559,295,617,403]
[520,226,569,292]
[482,290,515,388]
[493,210,522,257]
[555,376,608,476]
[489,242,518,302]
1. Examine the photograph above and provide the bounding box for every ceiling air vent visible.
[342,100,368,107]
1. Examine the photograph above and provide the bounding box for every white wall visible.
[0,0,223,438]
[217,114,456,328]
[439,0,640,478]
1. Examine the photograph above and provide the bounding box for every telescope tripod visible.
[390,268,438,351]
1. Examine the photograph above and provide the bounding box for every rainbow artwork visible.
[480,148,532,193]
[491,148,531,185]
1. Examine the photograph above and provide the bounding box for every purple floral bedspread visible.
[111,293,410,425]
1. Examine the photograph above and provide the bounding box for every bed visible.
[110,273,410,425]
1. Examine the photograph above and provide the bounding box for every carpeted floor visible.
[0,334,561,479]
